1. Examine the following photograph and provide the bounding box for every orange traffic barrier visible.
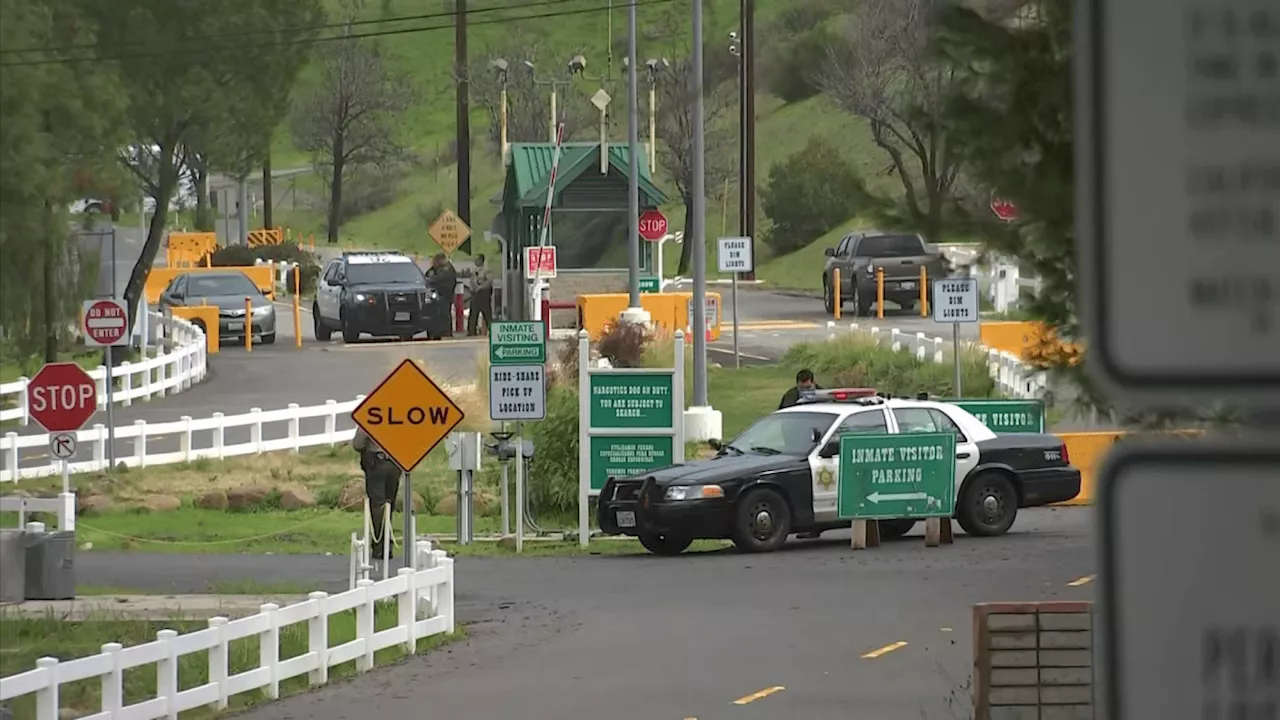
[247,227,284,247]
[169,305,220,353]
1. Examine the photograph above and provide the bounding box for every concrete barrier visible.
[169,306,221,353]
[165,232,217,267]
[972,601,1094,720]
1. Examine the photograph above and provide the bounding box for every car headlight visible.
[252,305,272,317]
[664,485,724,501]
[354,293,369,303]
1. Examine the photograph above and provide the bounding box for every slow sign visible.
[351,359,464,471]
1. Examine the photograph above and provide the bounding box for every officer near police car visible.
[352,425,401,561]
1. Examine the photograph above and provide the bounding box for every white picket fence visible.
[0,312,208,426]
[1,396,367,482]
[0,540,455,720]
[830,321,1048,400]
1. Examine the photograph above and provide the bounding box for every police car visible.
[313,252,450,342]
[597,390,1082,555]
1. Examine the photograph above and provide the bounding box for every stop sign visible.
[638,209,668,241]
[990,196,1019,222]
[28,362,98,433]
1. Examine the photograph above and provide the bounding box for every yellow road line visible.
[1066,575,1095,587]
[731,685,785,705]
[860,641,908,659]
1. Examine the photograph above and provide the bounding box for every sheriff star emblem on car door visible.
[818,468,834,491]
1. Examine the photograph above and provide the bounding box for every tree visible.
[80,0,323,325]
[819,0,964,242]
[655,51,736,275]
[760,138,860,255]
[0,0,128,362]
[292,23,416,243]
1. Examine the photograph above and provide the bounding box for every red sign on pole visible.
[28,362,98,433]
[990,195,1020,223]
[82,298,129,347]
[638,209,668,241]
[524,246,558,280]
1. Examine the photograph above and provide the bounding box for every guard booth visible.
[497,142,670,322]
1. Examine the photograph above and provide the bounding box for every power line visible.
[0,0,672,68]
[0,0,583,57]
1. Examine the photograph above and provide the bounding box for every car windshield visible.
[858,234,925,257]
[345,260,425,285]
[726,411,838,456]
[187,274,259,297]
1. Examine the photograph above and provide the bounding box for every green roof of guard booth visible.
[503,142,669,210]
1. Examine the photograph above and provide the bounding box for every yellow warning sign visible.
[427,209,471,255]
[351,359,465,472]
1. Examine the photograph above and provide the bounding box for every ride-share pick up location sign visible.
[837,432,957,520]
[352,358,464,472]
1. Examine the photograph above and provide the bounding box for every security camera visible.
[729,44,742,57]
[645,57,669,73]
[729,30,739,41]
[522,60,536,72]
[568,54,587,75]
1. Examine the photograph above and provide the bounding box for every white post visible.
[288,402,301,453]
[515,424,525,554]
[674,330,685,460]
[155,629,178,718]
[656,236,665,289]
[259,603,280,699]
[57,490,74,532]
[308,591,329,686]
[577,329,591,547]
[208,617,229,710]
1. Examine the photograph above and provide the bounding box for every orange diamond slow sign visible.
[352,359,465,471]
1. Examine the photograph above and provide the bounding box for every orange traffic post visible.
[919,265,929,317]
[244,297,253,352]
[876,268,885,319]
[832,268,841,321]
[293,264,302,349]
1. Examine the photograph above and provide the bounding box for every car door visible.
[888,407,980,504]
[809,408,891,523]
[833,236,852,294]
[160,276,187,308]
[318,260,341,320]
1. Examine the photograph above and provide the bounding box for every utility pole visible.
[455,0,472,254]
[625,0,641,311]
[691,0,708,408]
[741,0,757,281]
[261,155,273,229]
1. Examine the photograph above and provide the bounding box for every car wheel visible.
[956,472,1019,537]
[312,305,332,341]
[823,279,835,313]
[340,313,359,344]
[261,333,276,345]
[399,334,415,342]
[877,518,917,541]
[638,532,693,556]
[852,286,871,317]
[731,487,792,553]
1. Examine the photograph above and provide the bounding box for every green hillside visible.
[268,0,891,282]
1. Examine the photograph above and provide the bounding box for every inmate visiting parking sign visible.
[1098,443,1279,720]
[352,359,464,471]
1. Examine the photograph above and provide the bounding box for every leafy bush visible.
[596,321,649,368]
[206,244,322,294]
[761,26,838,103]
[782,333,996,398]
[207,245,256,267]
[760,137,861,255]
[529,385,580,515]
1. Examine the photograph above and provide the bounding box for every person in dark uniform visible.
[352,426,401,561]
[426,253,458,338]
[467,253,493,336]
[778,369,821,409]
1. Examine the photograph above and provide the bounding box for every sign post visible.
[837,432,957,549]
[578,329,686,547]
[82,298,128,469]
[931,277,979,396]
[351,359,465,569]
[717,236,752,368]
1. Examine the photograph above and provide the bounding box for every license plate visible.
[900,281,916,290]
[616,511,636,528]
[227,321,244,331]
[394,312,409,321]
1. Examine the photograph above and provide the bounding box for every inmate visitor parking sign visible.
[351,359,465,471]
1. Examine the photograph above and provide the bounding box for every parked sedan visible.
[158,271,277,344]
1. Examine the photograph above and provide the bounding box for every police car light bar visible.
[805,388,879,403]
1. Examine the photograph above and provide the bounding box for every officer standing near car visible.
[426,253,458,338]
[352,426,401,561]
[467,253,493,336]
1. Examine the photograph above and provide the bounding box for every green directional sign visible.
[589,372,674,428]
[639,275,661,293]
[589,435,674,491]
[837,432,957,520]
[949,399,1045,434]
[489,321,546,365]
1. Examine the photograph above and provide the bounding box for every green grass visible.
[0,610,463,719]
[0,350,105,384]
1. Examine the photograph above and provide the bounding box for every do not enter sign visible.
[352,359,465,471]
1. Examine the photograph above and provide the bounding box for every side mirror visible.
[818,441,840,459]
[824,248,835,257]
[707,438,722,451]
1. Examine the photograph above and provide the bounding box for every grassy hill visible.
[267,0,895,283]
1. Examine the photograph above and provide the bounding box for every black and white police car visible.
[597,390,1082,555]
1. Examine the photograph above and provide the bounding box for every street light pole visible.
[691,0,708,408]
[624,0,642,313]
[524,61,571,142]
[491,59,510,161]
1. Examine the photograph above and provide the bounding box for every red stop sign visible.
[28,362,98,433]
[990,196,1019,222]
[638,209,668,241]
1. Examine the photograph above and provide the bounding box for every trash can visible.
[24,529,76,600]
[0,530,25,603]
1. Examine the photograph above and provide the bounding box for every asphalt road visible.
[77,506,1097,720]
